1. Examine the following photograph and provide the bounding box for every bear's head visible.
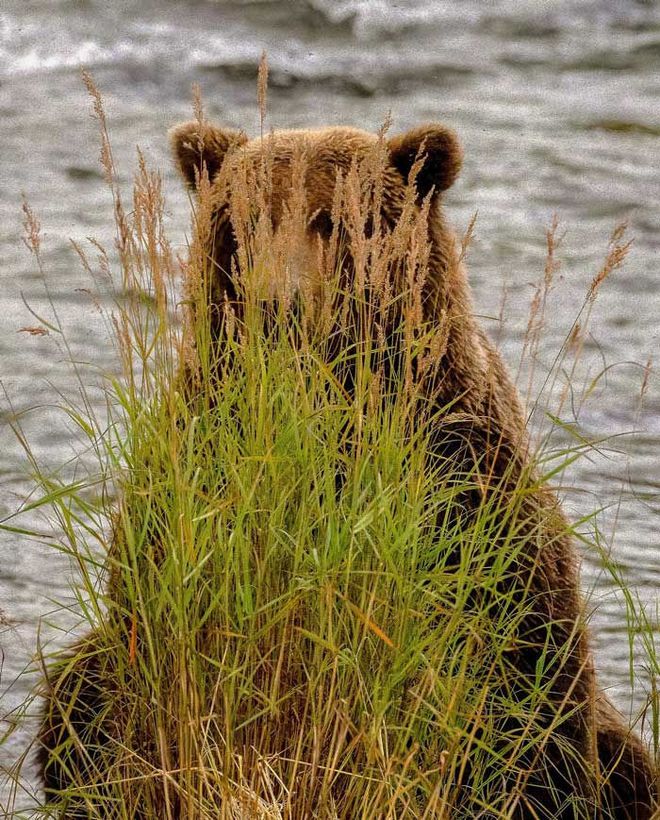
[170,120,493,415]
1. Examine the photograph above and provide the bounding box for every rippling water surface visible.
[1,0,659,805]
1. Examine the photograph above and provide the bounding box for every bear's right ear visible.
[388,124,462,200]
[169,121,247,189]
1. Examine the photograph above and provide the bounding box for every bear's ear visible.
[169,121,247,188]
[388,124,462,199]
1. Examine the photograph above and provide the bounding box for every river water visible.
[1,0,659,809]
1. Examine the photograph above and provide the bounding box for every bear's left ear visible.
[388,124,462,199]
[169,120,247,189]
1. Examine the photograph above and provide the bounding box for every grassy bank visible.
[1,78,657,818]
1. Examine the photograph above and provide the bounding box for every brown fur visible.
[38,121,657,818]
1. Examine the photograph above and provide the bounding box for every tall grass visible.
[0,74,657,818]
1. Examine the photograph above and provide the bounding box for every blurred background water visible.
[1,0,658,808]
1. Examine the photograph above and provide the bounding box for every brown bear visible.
[38,120,656,819]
